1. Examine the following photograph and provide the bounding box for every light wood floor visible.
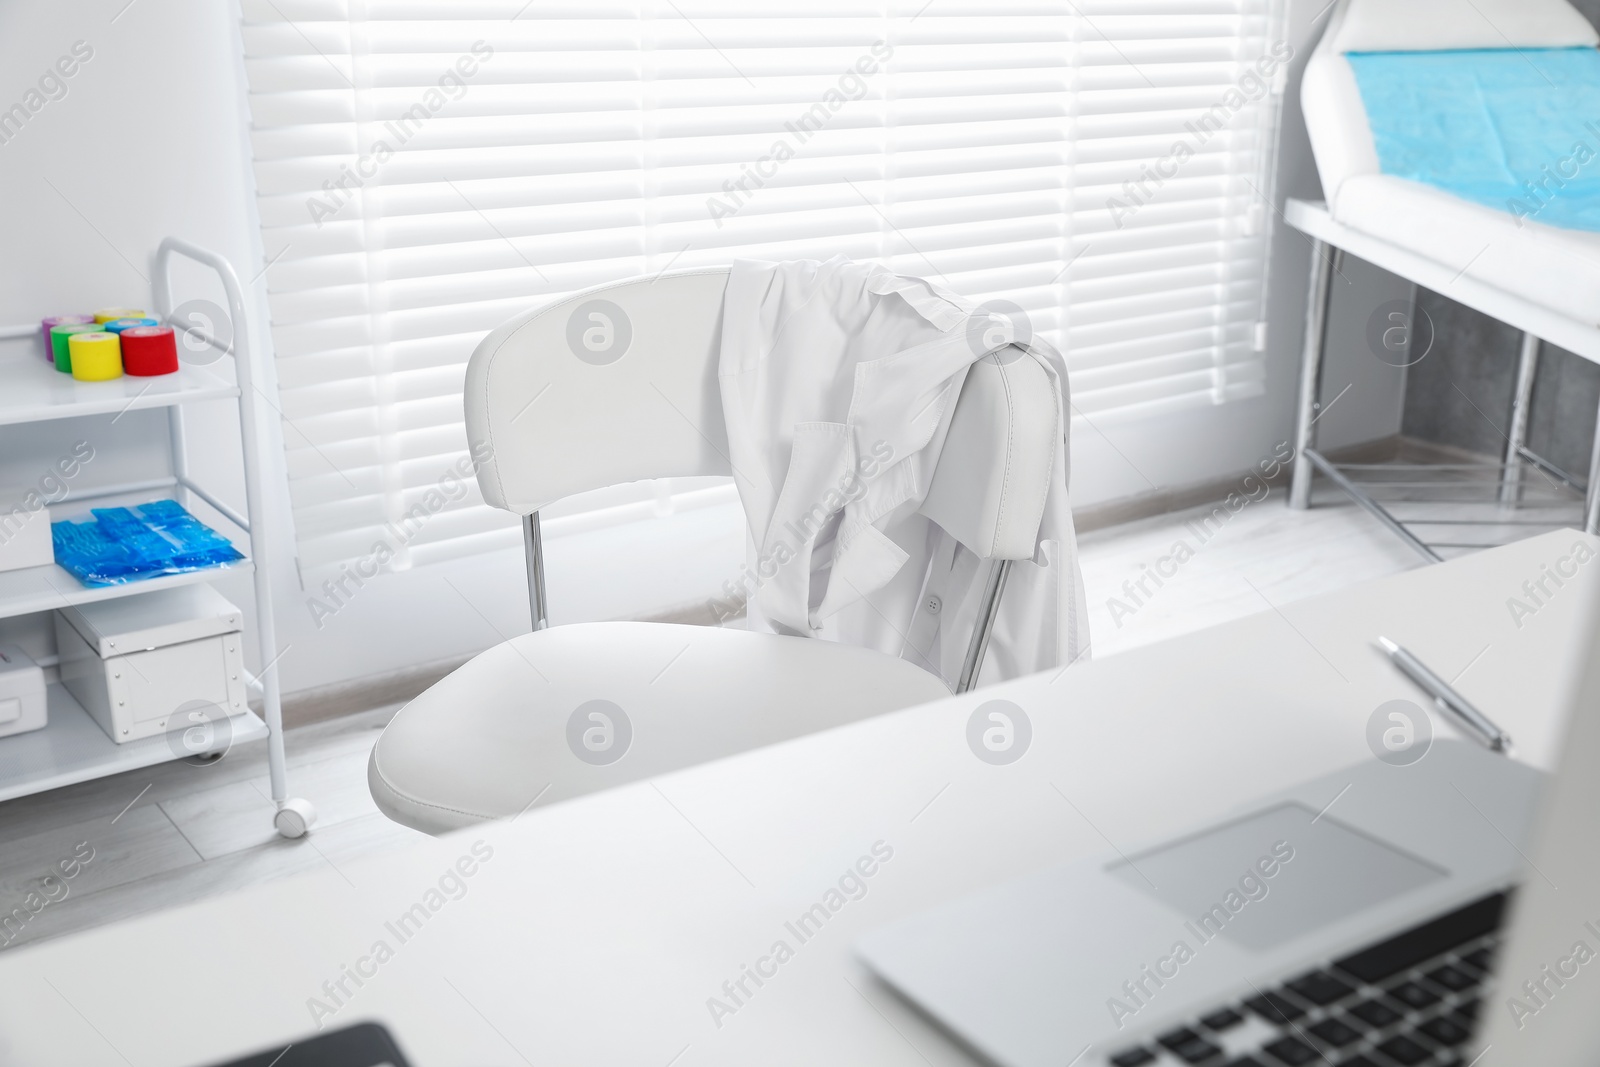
[1077,483,1428,658]
[0,489,1452,953]
[0,704,424,954]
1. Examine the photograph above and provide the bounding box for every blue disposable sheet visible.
[1347,47,1600,231]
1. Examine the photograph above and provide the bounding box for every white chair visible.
[368,267,1057,834]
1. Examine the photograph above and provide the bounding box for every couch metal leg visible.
[1587,396,1600,535]
[1501,332,1541,506]
[523,512,549,631]
[1290,239,1335,510]
[1307,450,1442,564]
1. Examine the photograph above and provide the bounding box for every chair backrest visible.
[465,269,733,513]
[464,267,1056,562]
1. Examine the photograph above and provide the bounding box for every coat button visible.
[924,595,942,615]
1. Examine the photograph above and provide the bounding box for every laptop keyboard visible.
[1106,892,1507,1067]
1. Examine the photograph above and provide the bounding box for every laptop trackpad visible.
[1107,802,1447,951]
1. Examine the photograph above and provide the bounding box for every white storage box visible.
[0,644,47,739]
[0,496,55,574]
[55,585,248,744]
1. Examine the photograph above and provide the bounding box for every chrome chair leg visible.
[957,559,1013,693]
[523,512,549,630]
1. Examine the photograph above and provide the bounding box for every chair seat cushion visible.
[368,622,952,834]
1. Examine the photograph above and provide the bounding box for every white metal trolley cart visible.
[0,238,315,838]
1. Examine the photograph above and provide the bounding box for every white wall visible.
[0,0,1401,701]
[1313,262,1411,453]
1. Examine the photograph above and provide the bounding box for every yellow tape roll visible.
[68,332,123,381]
[94,307,146,324]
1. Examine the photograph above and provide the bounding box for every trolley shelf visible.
[0,351,237,427]
[0,684,266,805]
[0,559,253,623]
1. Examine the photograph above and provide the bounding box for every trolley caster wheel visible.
[275,797,318,839]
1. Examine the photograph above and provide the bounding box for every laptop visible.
[858,595,1600,1067]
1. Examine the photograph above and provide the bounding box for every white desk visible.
[0,531,1594,1066]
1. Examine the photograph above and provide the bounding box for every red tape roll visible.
[118,326,179,376]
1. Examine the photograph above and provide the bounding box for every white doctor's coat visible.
[716,257,1088,688]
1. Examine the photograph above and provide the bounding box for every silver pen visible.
[1376,636,1512,754]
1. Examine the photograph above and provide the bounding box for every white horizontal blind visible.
[239,0,1283,572]
[1064,1,1284,422]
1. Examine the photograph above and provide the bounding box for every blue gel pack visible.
[1348,47,1600,231]
[52,499,245,587]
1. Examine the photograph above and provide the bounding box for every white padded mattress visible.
[1335,175,1600,327]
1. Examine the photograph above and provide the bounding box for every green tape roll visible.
[51,322,99,373]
